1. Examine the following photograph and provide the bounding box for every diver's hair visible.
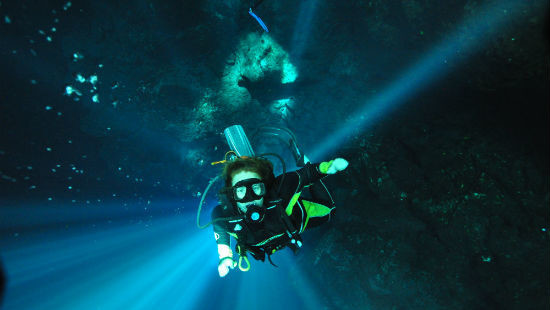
[221,157,275,188]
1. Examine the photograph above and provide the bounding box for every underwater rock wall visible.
[296,87,549,308]
[219,32,297,110]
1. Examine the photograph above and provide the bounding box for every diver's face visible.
[231,170,264,213]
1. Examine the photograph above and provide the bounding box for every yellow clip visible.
[211,159,227,165]
[211,151,237,165]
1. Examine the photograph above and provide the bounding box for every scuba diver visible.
[206,126,349,277]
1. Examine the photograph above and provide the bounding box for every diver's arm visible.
[294,163,325,188]
[211,204,232,245]
[214,231,236,277]
[284,158,348,192]
[294,158,349,188]
[216,241,236,277]
[213,224,236,277]
[213,225,232,257]
[211,206,237,277]
[217,242,234,271]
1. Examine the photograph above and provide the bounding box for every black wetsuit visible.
[211,163,335,261]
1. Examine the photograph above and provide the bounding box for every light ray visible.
[1,211,218,310]
[310,0,541,160]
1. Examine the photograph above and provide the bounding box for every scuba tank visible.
[224,125,255,158]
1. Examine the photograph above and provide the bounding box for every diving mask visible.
[232,178,266,203]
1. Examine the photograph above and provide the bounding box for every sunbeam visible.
[1,210,218,310]
[290,0,320,62]
[310,0,542,160]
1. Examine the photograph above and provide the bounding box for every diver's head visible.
[221,157,274,213]
[231,170,265,213]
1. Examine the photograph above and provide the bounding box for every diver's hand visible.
[218,257,236,278]
[320,158,349,174]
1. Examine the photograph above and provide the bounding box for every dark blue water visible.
[1,0,548,309]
